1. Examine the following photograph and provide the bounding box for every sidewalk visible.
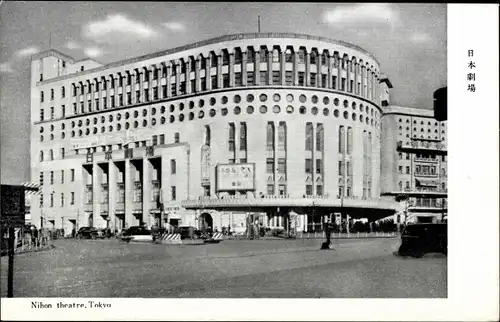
[225,232,398,241]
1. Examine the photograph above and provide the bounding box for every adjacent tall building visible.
[29,32,446,235]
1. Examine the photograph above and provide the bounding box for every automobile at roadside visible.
[121,226,153,243]
[75,227,99,239]
[397,223,447,258]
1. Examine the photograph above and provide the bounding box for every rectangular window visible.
[278,158,286,174]
[171,186,176,201]
[406,166,410,174]
[174,132,180,143]
[309,73,316,87]
[260,71,267,85]
[285,71,293,85]
[235,73,242,87]
[222,74,229,88]
[228,159,235,164]
[152,87,158,100]
[267,184,275,196]
[266,158,274,173]
[341,78,346,91]
[240,158,247,163]
[321,74,327,88]
[298,72,305,86]
[152,135,158,146]
[127,92,132,105]
[136,90,140,103]
[162,85,167,98]
[200,78,207,91]
[246,72,254,85]
[306,185,313,196]
[211,76,217,89]
[170,159,176,174]
[71,169,75,182]
[40,109,44,121]
[61,193,64,207]
[70,192,75,205]
[349,80,354,93]
[60,170,64,183]
[347,162,352,176]
[416,165,421,173]
[159,134,165,145]
[50,171,54,184]
[305,123,313,151]
[398,166,403,174]
[95,99,99,110]
[61,105,66,117]
[272,71,280,85]
[179,81,186,95]
[239,122,247,151]
[332,76,337,90]
[278,185,286,196]
[316,159,323,174]
[50,106,54,119]
[190,80,195,92]
[144,89,149,101]
[61,148,65,159]
[73,103,77,114]
[305,159,312,173]
[316,185,323,196]
[339,161,345,176]
[399,153,403,159]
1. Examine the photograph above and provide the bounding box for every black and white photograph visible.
[0,2,498,321]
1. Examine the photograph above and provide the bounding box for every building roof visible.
[36,32,381,86]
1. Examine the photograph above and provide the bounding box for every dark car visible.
[96,228,112,239]
[398,223,447,257]
[121,226,153,243]
[176,226,205,240]
[76,227,99,239]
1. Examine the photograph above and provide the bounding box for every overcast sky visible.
[0,2,446,184]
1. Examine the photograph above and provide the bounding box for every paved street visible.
[0,238,446,298]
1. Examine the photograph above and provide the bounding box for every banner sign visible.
[216,163,255,192]
[1,185,26,227]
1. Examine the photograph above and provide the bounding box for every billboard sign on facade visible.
[216,163,255,192]
[1,185,26,227]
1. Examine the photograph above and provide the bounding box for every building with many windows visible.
[30,32,439,236]
[380,106,448,223]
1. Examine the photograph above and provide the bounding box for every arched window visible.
[234,48,242,64]
[247,47,255,63]
[278,122,287,150]
[285,48,293,63]
[210,52,217,67]
[298,48,306,64]
[305,122,313,151]
[347,127,353,154]
[266,122,275,149]
[222,50,229,66]
[272,48,280,63]
[339,126,345,154]
[204,125,211,146]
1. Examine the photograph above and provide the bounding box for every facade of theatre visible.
[30,32,420,235]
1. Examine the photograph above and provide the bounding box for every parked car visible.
[96,228,112,239]
[397,223,447,257]
[176,226,205,240]
[76,227,99,239]
[121,226,153,243]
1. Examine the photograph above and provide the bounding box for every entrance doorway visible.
[199,213,213,231]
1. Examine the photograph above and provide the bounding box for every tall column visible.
[337,57,342,91]
[124,159,133,229]
[142,157,151,228]
[96,79,102,110]
[361,66,365,98]
[305,52,311,86]
[229,53,235,87]
[293,52,299,86]
[267,48,273,85]
[108,161,117,232]
[241,51,247,86]
[166,64,172,98]
[130,73,136,104]
[328,56,333,89]
[186,60,192,94]
[346,60,351,93]
[353,63,358,95]
[104,77,110,109]
[280,51,286,85]
[317,56,322,88]
[195,58,201,92]
[175,63,180,95]
[138,69,144,103]
[217,55,222,89]
[89,81,94,111]
[254,51,261,85]
[92,163,101,226]
[206,57,212,91]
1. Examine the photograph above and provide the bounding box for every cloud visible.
[162,22,185,32]
[410,32,431,43]
[83,14,158,43]
[0,62,14,73]
[84,47,103,58]
[323,4,399,26]
[15,46,40,58]
[66,41,81,50]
